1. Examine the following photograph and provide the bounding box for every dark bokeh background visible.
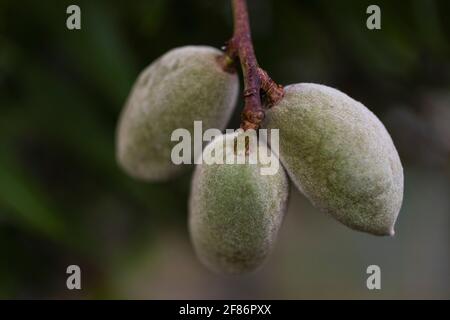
[0,0,449,299]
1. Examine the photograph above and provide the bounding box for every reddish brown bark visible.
[225,0,284,131]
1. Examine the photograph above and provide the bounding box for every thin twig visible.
[225,0,284,131]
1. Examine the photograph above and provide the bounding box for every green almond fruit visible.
[189,130,289,274]
[117,46,239,181]
[263,83,403,236]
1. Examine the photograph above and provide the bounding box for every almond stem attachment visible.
[225,0,284,131]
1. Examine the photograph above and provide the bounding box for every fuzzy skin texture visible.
[263,83,403,236]
[117,46,239,181]
[189,131,289,274]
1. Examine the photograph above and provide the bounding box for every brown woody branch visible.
[225,0,284,131]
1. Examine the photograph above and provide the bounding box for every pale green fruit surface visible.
[263,83,403,236]
[117,46,239,181]
[189,131,289,274]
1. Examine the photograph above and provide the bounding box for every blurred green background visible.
[0,0,449,299]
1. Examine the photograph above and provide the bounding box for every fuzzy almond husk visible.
[117,46,239,181]
[189,131,289,274]
[263,83,403,236]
